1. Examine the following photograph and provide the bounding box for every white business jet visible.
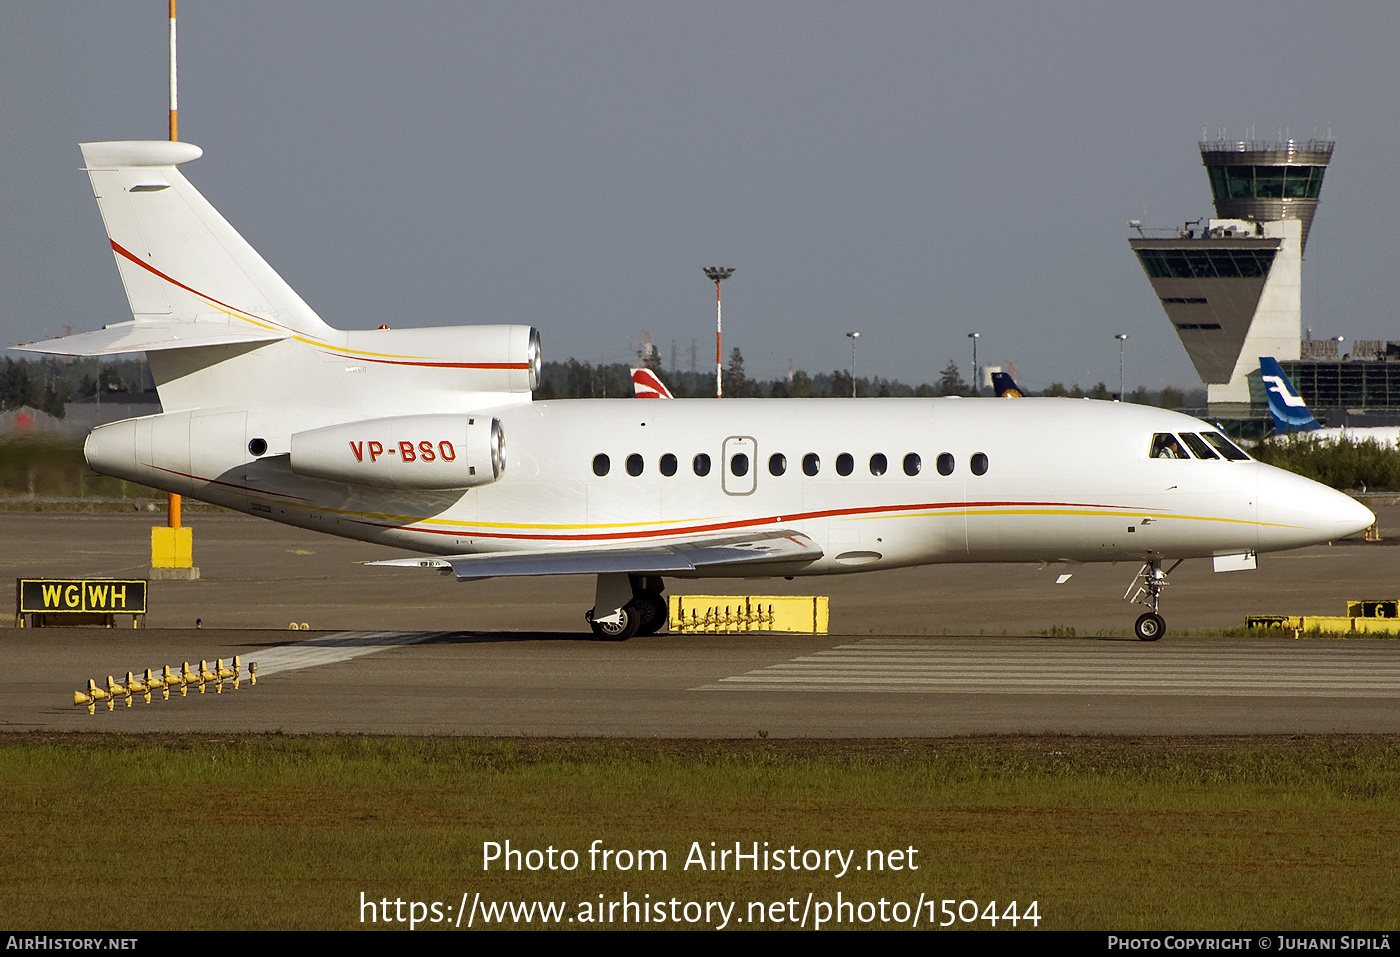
[19,142,1375,641]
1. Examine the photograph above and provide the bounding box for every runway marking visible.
[695,639,1400,696]
[249,631,440,677]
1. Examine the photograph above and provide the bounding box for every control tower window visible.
[1207,165,1325,202]
[1253,167,1285,199]
[1135,248,1275,280]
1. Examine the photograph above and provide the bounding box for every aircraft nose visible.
[1256,465,1375,549]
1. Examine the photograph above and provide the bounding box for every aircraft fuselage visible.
[85,395,1370,575]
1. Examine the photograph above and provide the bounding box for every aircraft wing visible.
[16,320,288,357]
[368,529,823,580]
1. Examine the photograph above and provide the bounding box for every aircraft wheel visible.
[632,592,668,636]
[586,607,640,641]
[1134,612,1166,642]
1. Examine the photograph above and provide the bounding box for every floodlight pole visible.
[704,267,734,398]
[1335,336,1345,406]
[150,0,196,580]
[967,332,981,396]
[1115,333,1129,401]
[169,1,178,142]
[846,332,860,397]
[168,0,180,530]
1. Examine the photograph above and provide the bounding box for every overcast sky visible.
[4,2,1398,392]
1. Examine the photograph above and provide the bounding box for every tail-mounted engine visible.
[290,414,505,490]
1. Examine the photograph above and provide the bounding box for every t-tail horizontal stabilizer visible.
[18,320,287,357]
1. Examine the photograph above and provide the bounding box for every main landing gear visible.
[1124,559,1182,641]
[585,574,668,641]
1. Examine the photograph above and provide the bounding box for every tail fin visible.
[631,367,674,399]
[990,371,1025,397]
[23,141,331,357]
[1260,357,1321,433]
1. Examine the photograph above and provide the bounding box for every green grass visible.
[3,734,1399,930]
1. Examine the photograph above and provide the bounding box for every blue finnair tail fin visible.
[991,371,1025,397]
[1260,357,1321,433]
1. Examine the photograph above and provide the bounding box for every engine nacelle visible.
[289,415,505,490]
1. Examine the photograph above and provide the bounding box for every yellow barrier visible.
[1247,612,1400,636]
[668,595,828,634]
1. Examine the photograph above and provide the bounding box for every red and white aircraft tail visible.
[630,368,674,399]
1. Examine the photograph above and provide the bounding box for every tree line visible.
[536,349,1193,408]
[0,356,155,420]
[0,352,1192,412]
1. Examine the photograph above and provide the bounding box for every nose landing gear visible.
[1125,559,1182,641]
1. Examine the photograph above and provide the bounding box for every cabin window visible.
[971,452,988,476]
[903,452,921,476]
[803,453,820,476]
[836,453,854,476]
[1150,434,1188,459]
[693,453,711,476]
[769,453,787,476]
[593,453,610,476]
[626,453,644,476]
[869,453,887,476]
[659,453,678,476]
[248,438,268,457]
[936,453,954,476]
[1203,431,1250,461]
[730,453,750,477]
[1179,433,1219,460]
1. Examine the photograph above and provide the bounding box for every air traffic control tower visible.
[1129,135,1333,413]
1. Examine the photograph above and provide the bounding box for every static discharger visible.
[73,656,253,713]
[668,595,829,634]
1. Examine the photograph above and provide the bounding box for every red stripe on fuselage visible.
[349,499,1152,543]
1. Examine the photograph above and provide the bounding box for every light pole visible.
[967,333,981,396]
[703,267,735,398]
[846,331,860,398]
[1334,335,1345,408]
[1115,333,1129,401]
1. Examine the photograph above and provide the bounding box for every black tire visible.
[632,592,669,636]
[587,606,640,641]
[1134,612,1166,642]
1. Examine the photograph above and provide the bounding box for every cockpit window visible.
[1150,433,1188,459]
[1179,433,1219,460]
[1202,431,1250,461]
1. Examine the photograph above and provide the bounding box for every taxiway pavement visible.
[4,509,1398,736]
